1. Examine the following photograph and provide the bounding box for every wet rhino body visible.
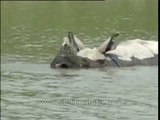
[50,32,158,69]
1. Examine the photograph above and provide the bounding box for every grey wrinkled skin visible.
[50,43,158,69]
[105,54,158,67]
[50,44,80,68]
[50,44,109,68]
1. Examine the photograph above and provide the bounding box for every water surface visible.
[1,1,158,120]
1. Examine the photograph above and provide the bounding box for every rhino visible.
[50,32,158,68]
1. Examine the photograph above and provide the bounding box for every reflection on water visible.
[1,0,158,120]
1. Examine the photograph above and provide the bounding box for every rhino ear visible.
[97,33,119,54]
[97,37,112,54]
[62,37,70,46]
[73,35,85,50]
[68,32,86,51]
[68,32,80,52]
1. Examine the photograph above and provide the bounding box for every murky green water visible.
[1,1,158,120]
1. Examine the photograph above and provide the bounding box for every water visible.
[1,1,158,120]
